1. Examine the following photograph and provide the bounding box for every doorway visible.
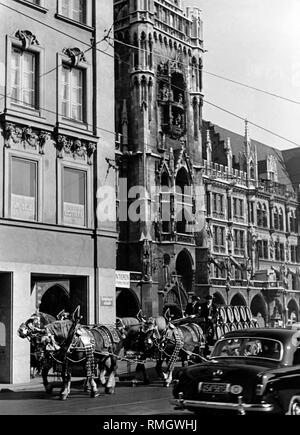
[0,273,12,383]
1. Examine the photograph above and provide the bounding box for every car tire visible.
[288,396,300,415]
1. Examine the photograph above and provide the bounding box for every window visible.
[213,226,225,253]
[233,198,244,220]
[11,48,37,108]
[291,246,297,264]
[212,193,225,218]
[63,167,86,227]
[234,230,245,256]
[11,157,37,221]
[61,66,84,122]
[61,0,86,23]
[257,240,269,260]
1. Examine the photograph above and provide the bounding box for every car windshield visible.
[211,337,283,362]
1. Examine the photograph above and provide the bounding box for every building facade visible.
[114,0,206,318]
[199,121,300,328]
[114,0,300,325]
[0,0,116,383]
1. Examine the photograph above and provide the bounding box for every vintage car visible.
[172,328,300,415]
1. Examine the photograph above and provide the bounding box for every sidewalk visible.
[0,360,157,393]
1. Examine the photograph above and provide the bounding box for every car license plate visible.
[199,382,230,394]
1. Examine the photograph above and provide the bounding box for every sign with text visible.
[100,296,114,307]
[11,194,35,221]
[116,271,131,289]
[64,202,85,227]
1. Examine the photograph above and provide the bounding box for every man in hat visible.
[185,295,202,317]
[199,294,218,345]
[200,295,217,321]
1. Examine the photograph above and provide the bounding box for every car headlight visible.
[230,385,244,395]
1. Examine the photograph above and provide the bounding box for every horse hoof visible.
[90,391,100,398]
[105,387,115,395]
[60,395,68,401]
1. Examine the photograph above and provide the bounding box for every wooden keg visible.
[215,325,224,340]
[223,324,231,334]
[236,322,244,330]
[226,306,235,324]
[233,306,241,323]
[219,306,227,324]
[239,306,247,322]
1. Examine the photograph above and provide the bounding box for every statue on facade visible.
[142,239,152,282]
[280,263,289,289]
[223,257,233,289]
[161,84,169,101]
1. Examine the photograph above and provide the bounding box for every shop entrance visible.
[32,275,89,323]
[0,273,12,383]
[116,288,141,318]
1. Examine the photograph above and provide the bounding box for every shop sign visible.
[116,271,131,289]
[101,296,114,307]
[64,202,85,227]
[11,194,35,220]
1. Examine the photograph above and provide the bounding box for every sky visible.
[186,0,300,150]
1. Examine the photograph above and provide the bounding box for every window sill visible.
[10,103,41,117]
[14,0,48,13]
[56,120,97,142]
[55,13,94,32]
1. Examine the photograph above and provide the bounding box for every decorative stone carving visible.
[55,134,96,164]
[73,139,86,160]
[22,127,39,150]
[141,238,152,282]
[15,30,40,50]
[39,131,51,155]
[56,135,72,159]
[3,122,49,153]
[87,142,97,165]
[4,123,22,148]
[63,48,87,67]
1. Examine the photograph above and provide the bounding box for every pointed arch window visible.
[262,204,268,228]
[176,168,193,235]
[160,171,171,233]
[279,208,284,231]
[273,207,279,230]
[257,202,262,227]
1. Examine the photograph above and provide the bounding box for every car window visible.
[212,337,282,361]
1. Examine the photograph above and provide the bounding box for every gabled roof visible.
[203,121,293,188]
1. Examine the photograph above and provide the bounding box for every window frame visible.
[61,64,85,123]
[57,52,92,133]
[56,0,93,29]
[57,159,92,228]
[13,0,48,13]
[4,150,43,223]
[6,35,45,119]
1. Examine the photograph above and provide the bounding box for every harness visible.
[164,326,184,375]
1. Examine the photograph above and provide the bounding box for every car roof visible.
[221,328,297,344]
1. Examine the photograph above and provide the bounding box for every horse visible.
[18,310,150,400]
[141,316,207,387]
[18,312,61,393]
